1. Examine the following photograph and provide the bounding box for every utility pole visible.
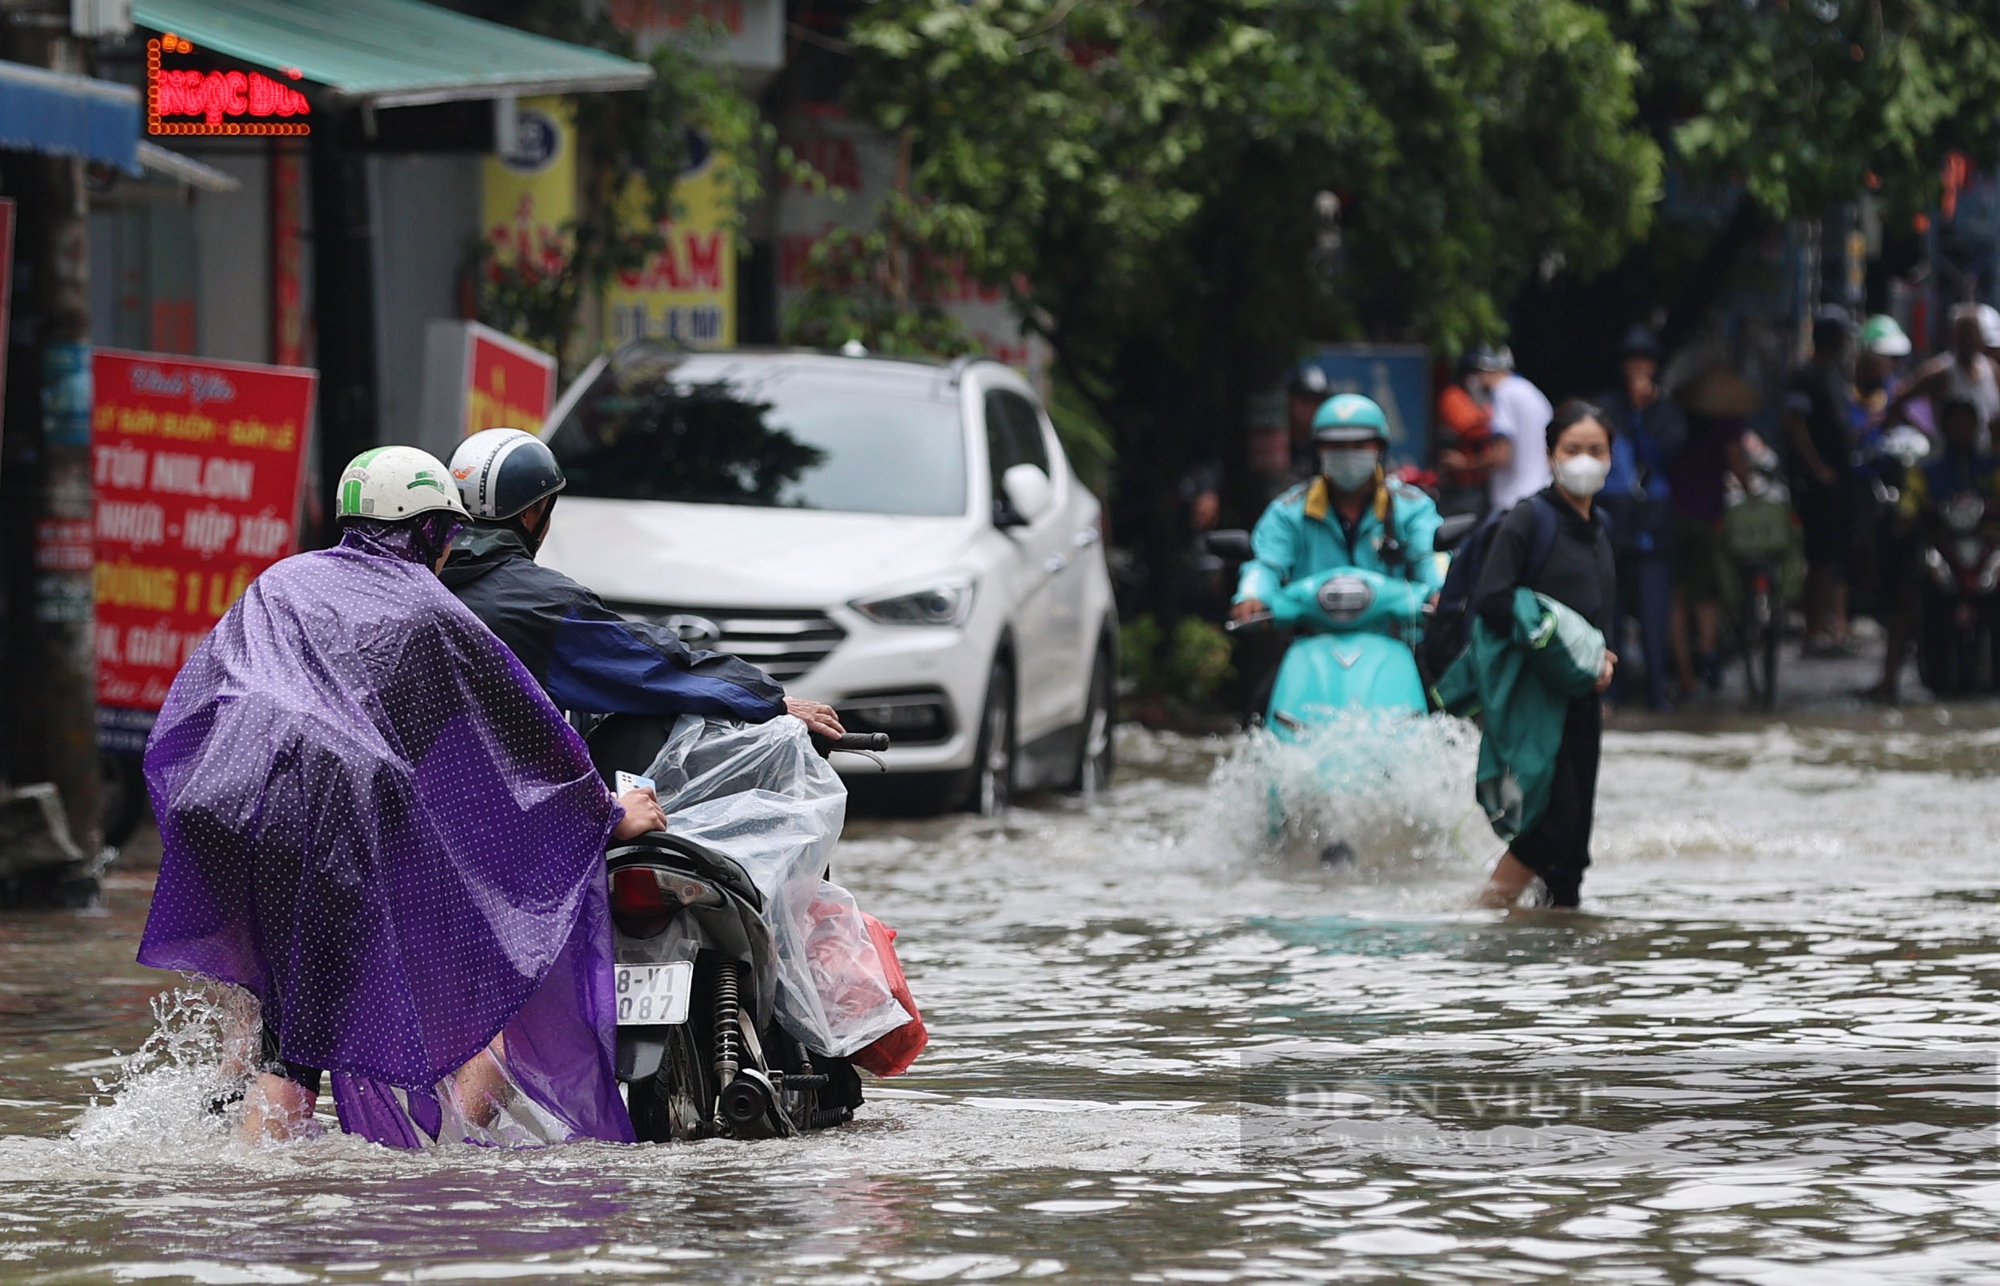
[1,9,101,869]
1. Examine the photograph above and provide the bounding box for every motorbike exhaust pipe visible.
[718,1068,775,1130]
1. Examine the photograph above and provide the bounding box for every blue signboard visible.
[1299,344,1432,468]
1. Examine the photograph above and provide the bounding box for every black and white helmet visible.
[449,428,566,521]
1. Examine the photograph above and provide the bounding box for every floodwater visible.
[3,710,1997,1285]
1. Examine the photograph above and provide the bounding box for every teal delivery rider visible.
[1231,394,1445,723]
[1232,394,1440,628]
[1234,394,1445,610]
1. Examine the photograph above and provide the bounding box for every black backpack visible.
[1419,492,1562,682]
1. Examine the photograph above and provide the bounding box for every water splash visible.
[1203,710,1487,876]
[68,982,255,1152]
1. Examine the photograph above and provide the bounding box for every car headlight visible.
[851,578,977,627]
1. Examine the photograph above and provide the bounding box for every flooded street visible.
[2,711,1997,1285]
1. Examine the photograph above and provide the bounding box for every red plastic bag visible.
[850,913,928,1077]
[801,885,906,1055]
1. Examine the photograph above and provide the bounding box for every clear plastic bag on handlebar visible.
[641,714,903,1057]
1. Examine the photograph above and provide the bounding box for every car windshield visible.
[547,358,966,517]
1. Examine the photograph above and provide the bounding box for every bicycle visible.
[1720,478,1798,710]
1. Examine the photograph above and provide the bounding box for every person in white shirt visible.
[1884,303,2000,452]
[1474,346,1556,510]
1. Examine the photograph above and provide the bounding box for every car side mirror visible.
[1205,529,1253,560]
[1434,512,1480,552]
[998,463,1053,527]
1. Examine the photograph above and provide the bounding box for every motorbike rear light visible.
[610,868,674,939]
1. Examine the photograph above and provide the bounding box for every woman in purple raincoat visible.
[138,447,666,1147]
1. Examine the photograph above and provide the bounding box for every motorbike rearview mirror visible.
[998,463,1053,527]
[1205,529,1254,560]
[1434,512,1480,552]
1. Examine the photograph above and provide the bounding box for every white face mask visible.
[1319,447,1379,492]
[1554,454,1609,499]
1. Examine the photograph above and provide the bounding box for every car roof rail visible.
[939,353,978,392]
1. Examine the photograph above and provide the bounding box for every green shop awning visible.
[132,0,653,109]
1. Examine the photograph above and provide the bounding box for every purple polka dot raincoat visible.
[137,520,634,1147]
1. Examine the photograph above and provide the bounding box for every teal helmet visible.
[1312,393,1389,445]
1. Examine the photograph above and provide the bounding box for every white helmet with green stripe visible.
[335,446,469,522]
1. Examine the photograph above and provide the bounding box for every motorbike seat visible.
[606,831,765,914]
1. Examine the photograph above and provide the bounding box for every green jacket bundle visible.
[1434,588,1606,841]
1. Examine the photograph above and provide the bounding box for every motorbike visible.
[1206,516,1472,865]
[1222,561,1431,726]
[585,713,895,1142]
[1209,514,1474,732]
[1915,490,2000,697]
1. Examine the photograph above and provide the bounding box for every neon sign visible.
[147,33,310,137]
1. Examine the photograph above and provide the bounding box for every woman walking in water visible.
[1470,400,1619,908]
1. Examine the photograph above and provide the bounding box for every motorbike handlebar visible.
[1224,613,1274,634]
[812,731,892,756]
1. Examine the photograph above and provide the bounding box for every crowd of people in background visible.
[1420,304,2000,709]
[1177,300,2000,712]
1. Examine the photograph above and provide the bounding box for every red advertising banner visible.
[467,325,557,436]
[92,350,315,712]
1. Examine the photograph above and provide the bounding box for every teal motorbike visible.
[1210,514,1474,732]
[1208,514,1476,864]
[1235,566,1431,727]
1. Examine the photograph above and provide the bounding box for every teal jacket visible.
[1434,588,1605,841]
[1235,476,1444,609]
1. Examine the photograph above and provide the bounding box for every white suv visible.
[538,346,1117,812]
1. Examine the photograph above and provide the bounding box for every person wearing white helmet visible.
[1885,301,2000,452]
[138,444,668,1148]
[440,427,842,738]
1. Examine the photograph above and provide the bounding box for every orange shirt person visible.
[1436,366,1496,518]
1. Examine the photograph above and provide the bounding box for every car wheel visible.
[955,655,1015,815]
[1067,647,1115,795]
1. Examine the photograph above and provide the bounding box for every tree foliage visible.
[837,0,1662,608]
[847,0,1660,355]
[1602,0,2000,220]
[783,191,985,358]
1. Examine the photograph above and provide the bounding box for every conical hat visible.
[1678,364,1760,417]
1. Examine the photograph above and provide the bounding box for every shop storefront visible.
[106,0,651,530]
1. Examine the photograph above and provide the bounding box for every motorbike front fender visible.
[1267,632,1427,734]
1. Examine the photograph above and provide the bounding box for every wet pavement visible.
[1,653,1996,1284]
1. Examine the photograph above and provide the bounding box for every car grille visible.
[606,603,846,683]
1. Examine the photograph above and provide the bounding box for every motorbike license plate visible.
[614,961,693,1026]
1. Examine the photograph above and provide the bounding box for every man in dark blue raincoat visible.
[439,428,843,738]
